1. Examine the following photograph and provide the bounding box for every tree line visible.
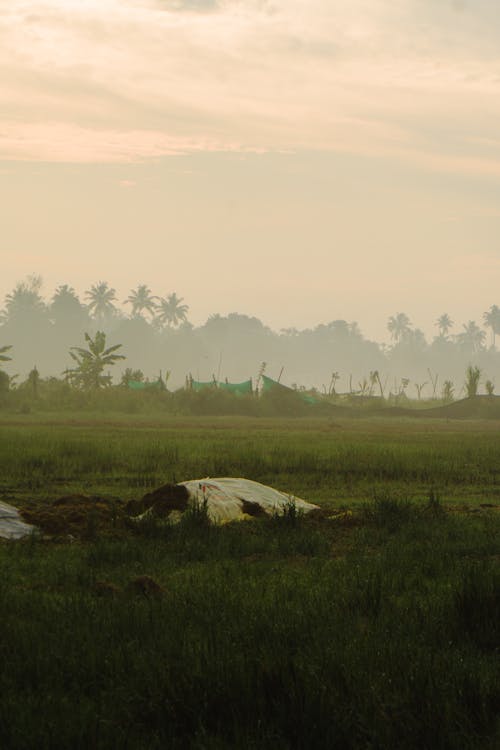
[1,275,499,398]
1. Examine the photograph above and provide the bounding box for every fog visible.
[1,277,498,398]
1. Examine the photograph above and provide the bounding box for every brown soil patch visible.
[126,483,190,518]
[22,494,127,539]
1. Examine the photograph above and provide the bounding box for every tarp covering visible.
[261,375,321,404]
[261,374,289,392]
[127,380,164,390]
[191,380,253,394]
[0,501,37,540]
[191,380,217,392]
[179,477,319,523]
[217,380,253,395]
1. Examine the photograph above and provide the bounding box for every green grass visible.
[2,414,500,508]
[0,414,499,749]
[1,509,498,749]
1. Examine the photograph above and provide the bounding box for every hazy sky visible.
[1,0,499,341]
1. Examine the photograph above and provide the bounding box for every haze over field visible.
[1,0,499,341]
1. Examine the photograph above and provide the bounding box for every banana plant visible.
[66,332,125,389]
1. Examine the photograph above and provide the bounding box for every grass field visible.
[3,413,500,508]
[0,414,499,749]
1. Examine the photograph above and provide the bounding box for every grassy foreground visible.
[0,415,499,749]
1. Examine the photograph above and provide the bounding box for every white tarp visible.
[0,501,36,540]
[179,477,319,523]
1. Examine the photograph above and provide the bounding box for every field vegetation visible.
[0,415,499,748]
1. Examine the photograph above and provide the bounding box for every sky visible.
[1,0,499,341]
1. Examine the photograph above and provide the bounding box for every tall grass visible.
[0,511,498,749]
[1,419,500,502]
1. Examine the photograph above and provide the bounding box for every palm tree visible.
[4,275,46,322]
[482,305,500,348]
[435,313,453,339]
[387,313,411,343]
[155,293,189,328]
[85,282,118,324]
[66,331,125,389]
[50,285,88,326]
[124,285,157,318]
[457,321,486,353]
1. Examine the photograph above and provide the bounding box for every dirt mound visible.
[125,483,190,517]
[367,396,500,420]
[22,494,126,539]
[419,396,500,419]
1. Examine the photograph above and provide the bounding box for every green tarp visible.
[261,375,320,404]
[127,380,164,391]
[261,375,289,392]
[218,380,253,395]
[191,380,217,392]
[188,375,320,403]
[191,379,253,395]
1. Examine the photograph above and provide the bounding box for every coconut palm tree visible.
[482,305,500,348]
[85,281,118,324]
[435,313,453,339]
[124,285,157,318]
[66,331,125,389]
[457,321,486,353]
[155,293,189,328]
[387,313,411,343]
[3,275,46,322]
[50,285,88,327]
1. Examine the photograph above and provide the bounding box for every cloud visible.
[1,0,499,173]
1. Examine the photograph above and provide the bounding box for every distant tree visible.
[398,377,410,397]
[3,275,46,322]
[427,369,439,399]
[124,285,157,319]
[85,282,118,324]
[485,380,495,396]
[0,344,12,392]
[370,370,386,398]
[328,371,340,395]
[415,381,427,400]
[464,365,481,398]
[403,328,427,352]
[120,368,145,386]
[387,313,411,343]
[442,380,454,403]
[66,331,125,389]
[457,321,486,353]
[348,321,363,339]
[482,305,500,348]
[50,285,88,328]
[435,313,454,339]
[329,320,350,338]
[155,293,189,328]
[27,366,40,398]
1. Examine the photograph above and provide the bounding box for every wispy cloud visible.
[1,0,499,173]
